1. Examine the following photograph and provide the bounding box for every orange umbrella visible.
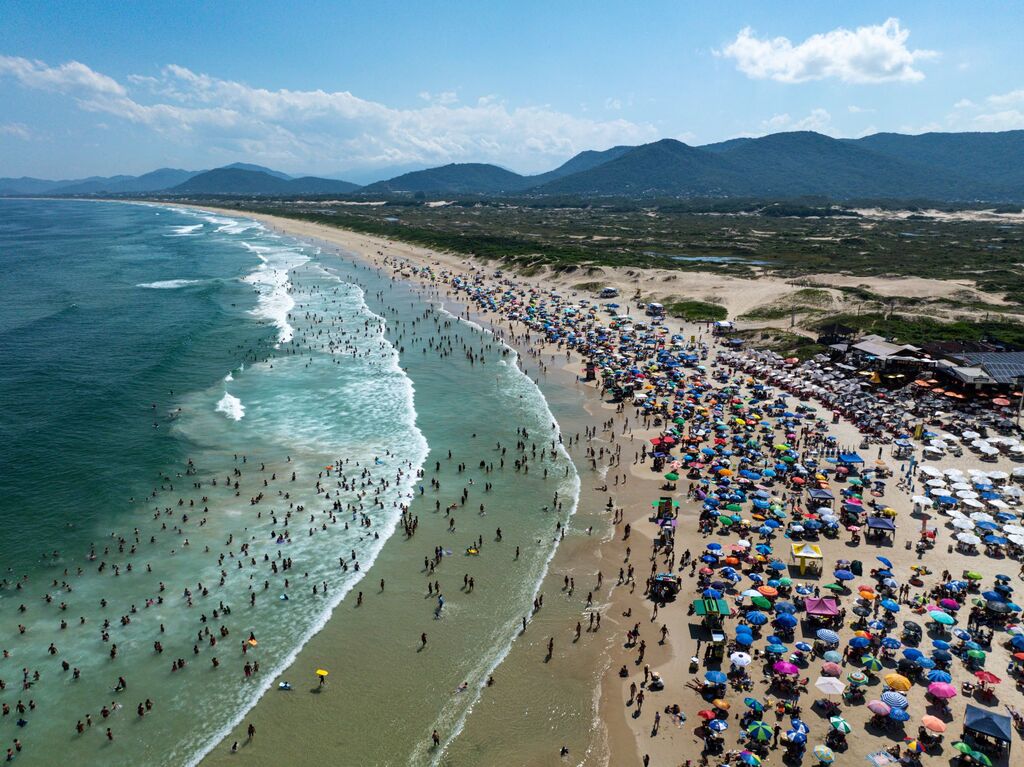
[921,716,946,733]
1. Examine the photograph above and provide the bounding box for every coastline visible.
[164,203,675,766]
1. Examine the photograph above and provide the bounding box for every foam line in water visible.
[137,279,203,289]
[215,392,245,420]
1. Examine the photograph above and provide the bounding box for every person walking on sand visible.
[432,730,440,748]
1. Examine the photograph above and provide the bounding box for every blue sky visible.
[2,1,1022,180]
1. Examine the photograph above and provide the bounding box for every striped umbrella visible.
[881,691,909,708]
[829,716,852,733]
[861,655,883,672]
[747,721,773,742]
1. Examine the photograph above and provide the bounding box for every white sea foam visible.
[224,372,234,382]
[240,242,308,345]
[215,392,245,420]
[166,223,204,236]
[137,279,203,289]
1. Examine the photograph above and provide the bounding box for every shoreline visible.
[168,203,674,766]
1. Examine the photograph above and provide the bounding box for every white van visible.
[599,287,619,298]
[646,302,665,317]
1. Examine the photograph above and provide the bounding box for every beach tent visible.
[838,452,865,465]
[693,598,730,616]
[866,517,897,541]
[808,488,835,503]
[791,542,823,575]
[805,598,839,617]
[963,704,1013,746]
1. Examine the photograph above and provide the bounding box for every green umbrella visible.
[970,751,993,767]
[829,716,852,734]
[847,671,868,685]
[823,583,845,592]
[751,595,772,610]
[777,577,792,586]
[781,455,796,463]
[674,418,686,425]
[747,721,773,742]
[718,515,735,526]
[726,503,743,512]
[664,472,680,481]
[861,655,883,672]
[929,610,955,626]
[965,571,983,580]
[967,649,986,660]
[951,742,973,755]
[848,477,863,486]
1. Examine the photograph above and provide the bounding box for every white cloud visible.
[761,108,833,133]
[847,105,875,114]
[604,97,622,110]
[953,99,975,110]
[943,88,1024,132]
[0,54,658,173]
[718,18,936,84]
[987,89,1024,107]
[0,122,31,139]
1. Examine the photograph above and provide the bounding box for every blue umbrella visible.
[889,708,911,722]
[786,730,807,744]
[768,561,787,571]
[881,638,902,650]
[736,623,753,633]
[705,670,728,684]
[774,602,797,614]
[932,640,950,650]
[964,641,982,651]
[849,637,870,649]
[868,620,888,631]
[766,643,788,654]
[982,591,1006,602]
[880,599,901,612]
[917,657,936,669]
[708,719,729,732]
[833,570,854,581]
[876,556,893,568]
[881,691,909,708]
[902,648,923,660]
[817,629,840,644]
[931,650,953,662]
[755,544,773,554]
[823,650,843,664]
[703,589,723,599]
[701,554,718,563]
[795,642,813,652]
[775,614,798,628]
[790,719,810,734]
[746,611,768,625]
[707,542,723,551]
[735,633,754,647]
[927,669,952,683]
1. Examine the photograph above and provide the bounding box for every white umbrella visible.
[730,651,752,667]
[912,495,933,505]
[926,479,948,488]
[1004,524,1024,536]
[988,499,1010,509]
[989,471,1010,481]
[1009,534,1024,546]
[920,466,942,478]
[957,533,982,545]
[970,512,995,522]
[945,468,966,478]
[953,518,976,530]
[951,482,973,491]
[814,677,846,696]
[956,491,979,499]
[1012,468,1024,478]
[962,499,984,509]
[963,430,981,439]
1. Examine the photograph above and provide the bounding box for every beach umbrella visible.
[731,652,753,668]
[708,719,729,732]
[903,739,926,753]
[734,633,754,647]
[881,691,909,708]
[927,669,952,683]
[931,649,953,662]
[848,671,868,685]
[880,637,901,650]
[774,661,799,676]
[889,708,911,723]
[829,716,852,734]
[821,662,842,677]
[833,570,854,581]
[884,674,912,692]
[927,682,957,699]
[664,472,680,481]
[786,730,807,745]
[816,629,840,644]
[813,745,835,764]
[921,715,946,733]
[814,677,846,696]
[861,655,883,672]
[315,669,329,677]
[974,670,1001,685]
[880,599,901,612]
[705,670,728,684]
[697,709,717,720]
[790,718,810,735]
[823,650,843,664]
[746,611,768,626]
[743,697,765,712]
[747,721,773,742]
[774,614,798,628]
[750,595,772,610]
[849,636,870,649]
[876,556,893,568]
[867,700,891,716]
[739,751,761,767]
[929,611,955,626]
[970,751,994,767]
[795,642,813,652]
[712,698,730,710]
[774,601,797,614]
[967,648,987,661]
[952,741,974,755]
[902,648,923,660]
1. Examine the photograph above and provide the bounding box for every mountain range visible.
[3,130,1024,201]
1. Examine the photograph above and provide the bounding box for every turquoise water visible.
[0,200,578,765]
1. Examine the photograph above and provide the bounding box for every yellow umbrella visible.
[884,673,911,691]
[316,669,329,677]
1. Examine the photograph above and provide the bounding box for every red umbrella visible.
[698,709,716,720]
[975,670,1001,685]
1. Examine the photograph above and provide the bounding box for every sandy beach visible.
[180,205,1024,767]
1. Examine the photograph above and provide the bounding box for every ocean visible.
[0,200,580,765]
